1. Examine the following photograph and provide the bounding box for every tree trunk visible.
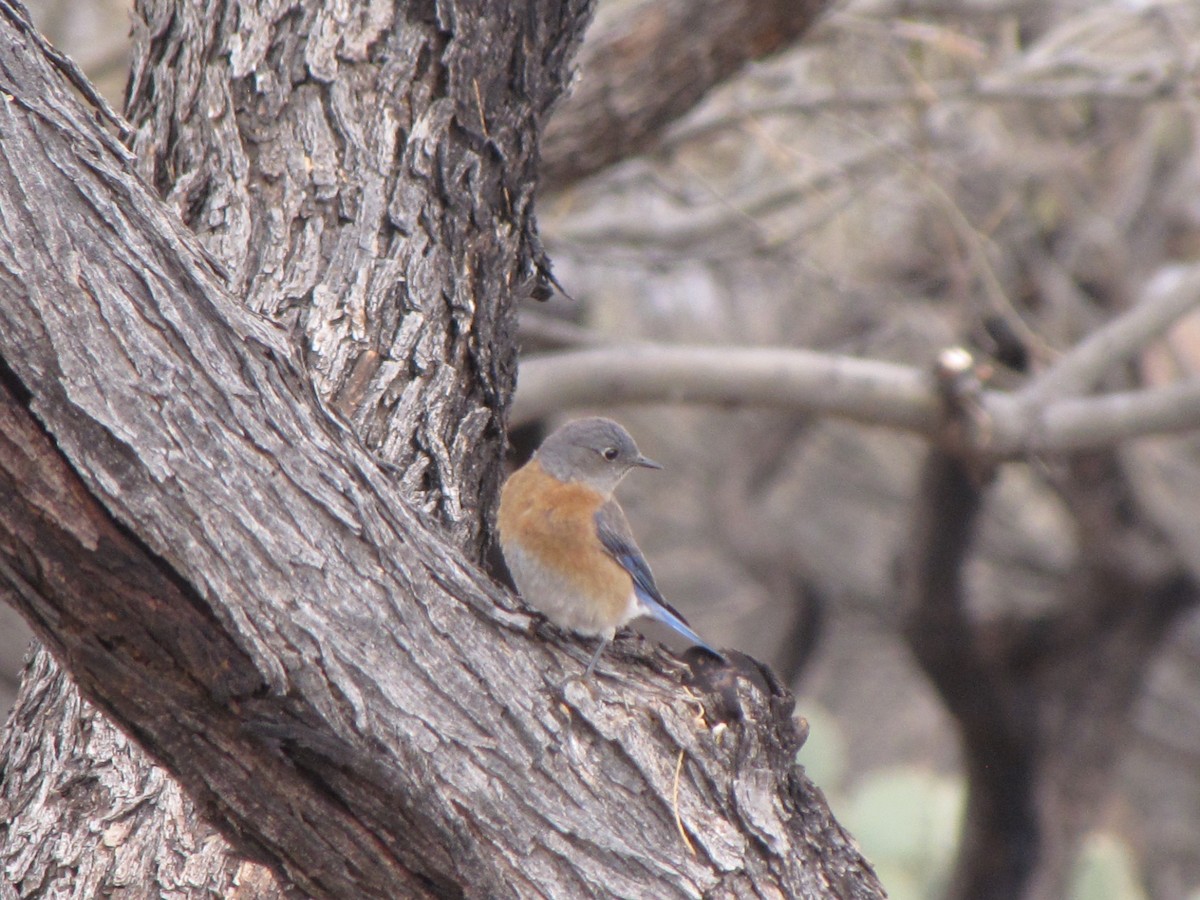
[0,1,882,897]
[902,449,1194,900]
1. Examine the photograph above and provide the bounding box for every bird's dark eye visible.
[601,446,619,461]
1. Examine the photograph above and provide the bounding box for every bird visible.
[498,416,722,678]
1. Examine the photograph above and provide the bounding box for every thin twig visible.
[669,76,1184,147]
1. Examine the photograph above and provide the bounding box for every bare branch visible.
[667,74,1188,155]
[1023,263,1200,401]
[512,344,939,430]
[994,381,1200,454]
[513,343,1200,456]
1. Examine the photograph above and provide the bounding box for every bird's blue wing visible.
[594,501,722,658]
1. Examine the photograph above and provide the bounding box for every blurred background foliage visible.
[8,0,1200,897]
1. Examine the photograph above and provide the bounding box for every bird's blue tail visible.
[639,593,724,661]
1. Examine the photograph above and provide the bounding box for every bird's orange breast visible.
[498,460,632,622]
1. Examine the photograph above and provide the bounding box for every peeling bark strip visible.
[0,1,884,897]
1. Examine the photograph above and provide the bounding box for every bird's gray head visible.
[536,417,661,495]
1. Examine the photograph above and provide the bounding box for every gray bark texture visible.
[0,0,883,897]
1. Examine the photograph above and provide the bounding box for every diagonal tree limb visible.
[1021,263,1200,402]
[0,369,426,897]
[5,0,599,893]
[539,0,832,192]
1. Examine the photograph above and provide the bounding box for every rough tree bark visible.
[0,0,883,897]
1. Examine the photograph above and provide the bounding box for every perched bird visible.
[498,417,721,677]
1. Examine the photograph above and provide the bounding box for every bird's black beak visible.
[635,454,662,470]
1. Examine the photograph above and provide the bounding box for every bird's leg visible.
[583,637,609,679]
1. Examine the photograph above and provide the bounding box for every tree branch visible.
[1022,263,1200,401]
[512,343,1200,456]
[669,76,1187,145]
[513,344,939,430]
[539,0,831,192]
[0,372,413,896]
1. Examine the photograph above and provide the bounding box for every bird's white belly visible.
[501,541,637,637]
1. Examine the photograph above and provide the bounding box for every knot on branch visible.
[933,346,996,479]
[688,649,807,760]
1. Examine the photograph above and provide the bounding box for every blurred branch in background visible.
[539,0,830,191]
[513,258,1200,457]
[512,336,1200,455]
